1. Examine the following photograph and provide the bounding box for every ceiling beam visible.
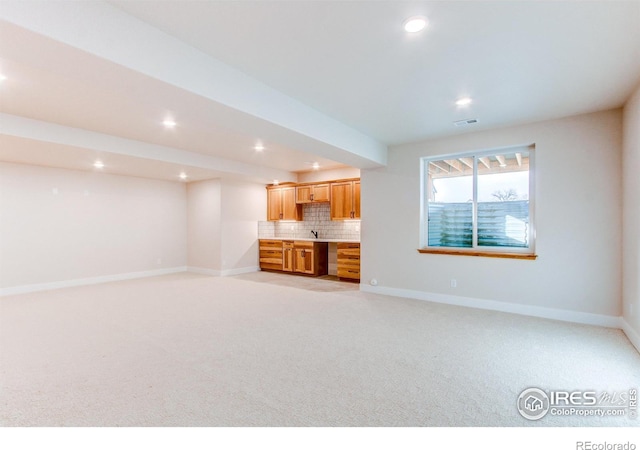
[0,113,295,183]
[0,0,388,169]
[516,153,523,166]
[444,159,463,172]
[459,157,474,169]
[430,161,454,173]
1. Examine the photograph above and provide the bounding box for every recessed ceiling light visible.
[456,97,473,107]
[163,119,177,128]
[312,162,320,170]
[403,16,428,33]
[179,172,188,180]
[93,160,104,169]
[254,143,265,152]
[0,74,7,82]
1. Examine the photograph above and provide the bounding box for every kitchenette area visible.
[257,176,361,283]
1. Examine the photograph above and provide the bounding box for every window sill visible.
[417,248,538,260]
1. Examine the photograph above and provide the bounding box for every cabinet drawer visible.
[259,238,283,268]
[337,250,360,259]
[260,249,283,257]
[260,239,283,249]
[337,257,360,267]
[282,241,294,249]
[260,239,283,271]
[337,250,360,260]
[293,240,314,249]
[260,255,283,266]
[337,267,360,280]
[260,262,284,271]
[337,242,360,250]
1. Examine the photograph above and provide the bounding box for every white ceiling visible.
[1,1,639,183]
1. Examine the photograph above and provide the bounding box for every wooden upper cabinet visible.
[280,187,300,220]
[296,183,330,204]
[267,188,282,221]
[330,180,360,220]
[267,186,302,221]
[267,179,358,221]
[353,180,361,219]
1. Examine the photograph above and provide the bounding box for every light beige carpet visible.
[0,272,638,426]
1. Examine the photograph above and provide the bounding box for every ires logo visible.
[550,391,598,406]
[517,388,636,421]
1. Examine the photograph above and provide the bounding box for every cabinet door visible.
[293,248,305,273]
[294,248,314,274]
[312,184,330,202]
[282,247,294,272]
[353,181,361,219]
[281,187,300,220]
[267,188,282,221]
[296,186,312,204]
[330,182,353,220]
[302,249,314,274]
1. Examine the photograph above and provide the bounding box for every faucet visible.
[310,230,318,239]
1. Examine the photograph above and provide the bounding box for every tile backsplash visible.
[258,203,360,241]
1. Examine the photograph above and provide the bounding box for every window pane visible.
[427,159,473,248]
[477,151,529,248]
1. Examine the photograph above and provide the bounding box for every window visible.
[420,145,536,258]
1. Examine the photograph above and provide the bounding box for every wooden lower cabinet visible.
[337,242,360,281]
[282,241,294,272]
[293,241,328,276]
[259,240,284,271]
[259,239,327,276]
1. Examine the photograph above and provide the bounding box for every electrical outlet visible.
[450,279,457,288]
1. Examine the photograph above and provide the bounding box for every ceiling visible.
[1,1,639,183]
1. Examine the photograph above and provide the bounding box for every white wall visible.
[187,178,265,275]
[361,109,623,321]
[623,84,640,344]
[186,179,221,272]
[0,162,187,290]
[297,167,360,183]
[220,179,266,273]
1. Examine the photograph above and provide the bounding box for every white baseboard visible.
[621,319,640,354]
[0,266,188,297]
[187,266,259,277]
[360,284,622,329]
[221,266,260,277]
[187,266,221,276]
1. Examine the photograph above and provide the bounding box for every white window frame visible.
[420,144,536,256]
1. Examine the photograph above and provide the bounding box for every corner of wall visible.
[622,82,640,343]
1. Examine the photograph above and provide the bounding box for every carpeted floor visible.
[0,272,638,427]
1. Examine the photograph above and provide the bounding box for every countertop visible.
[259,237,360,243]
